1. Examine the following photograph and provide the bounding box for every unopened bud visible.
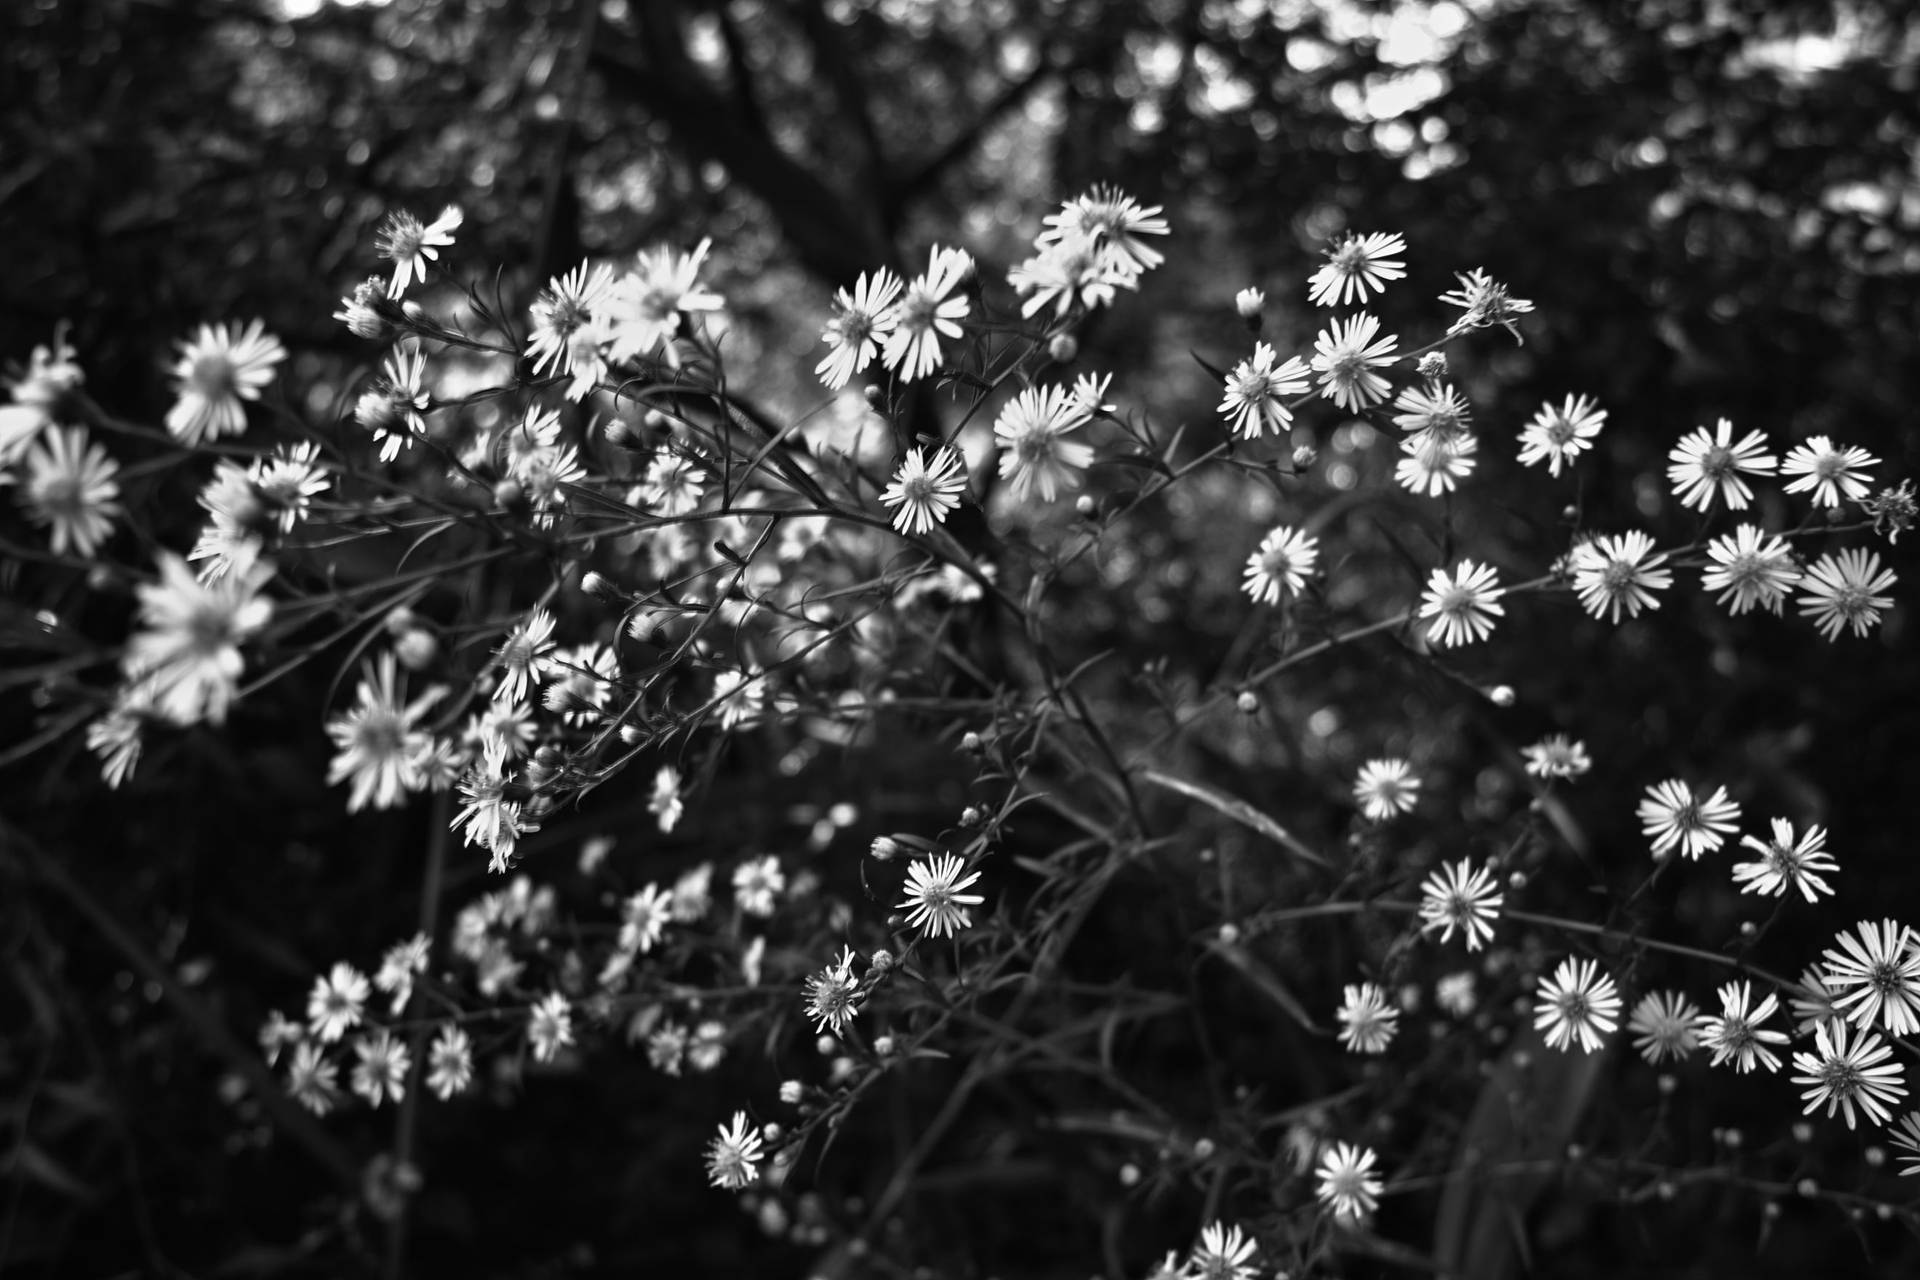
[779,1080,805,1105]
[394,628,438,671]
[760,1122,782,1142]
[1416,351,1448,381]
[581,571,617,600]
[960,731,982,753]
[1291,445,1317,470]
[863,384,885,409]
[643,409,671,432]
[869,836,900,862]
[1236,690,1259,714]
[1235,286,1265,321]
[493,479,526,511]
[384,606,416,636]
[1488,685,1515,707]
[1047,334,1078,364]
[959,806,982,826]
[1074,494,1096,517]
[872,1035,895,1057]
[1217,923,1240,945]
[603,417,644,450]
[869,949,893,972]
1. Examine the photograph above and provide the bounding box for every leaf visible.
[1139,770,1330,868]
[3,1141,94,1200]
[1188,349,1230,381]
[1208,940,1320,1032]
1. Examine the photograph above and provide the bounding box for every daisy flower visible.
[1792,1018,1905,1130]
[1667,418,1777,512]
[898,852,985,938]
[705,1111,765,1190]
[712,667,766,731]
[1791,966,1844,1037]
[619,884,673,955]
[1007,234,1141,319]
[1521,734,1591,780]
[1889,1112,1920,1175]
[1533,956,1621,1053]
[374,934,429,1015]
[1439,268,1534,342]
[1395,430,1477,496]
[1218,342,1310,439]
[350,1029,411,1107]
[1187,1220,1257,1280]
[1336,982,1399,1053]
[87,683,152,789]
[1637,778,1740,860]
[605,238,726,363]
[1419,559,1504,648]
[1627,990,1701,1065]
[123,550,275,727]
[527,260,615,378]
[880,245,972,382]
[1698,980,1788,1073]
[732,855,785,917]
[1310,312,1399,411]
[251,442,330,531]
[453,741,536,872]
[1517,394,1605,477]
[991,383,1096,502]
[1731,819,1837,903]
[18,426,120,556]
[1038,185,1170,273]
[426,1024,474,1100]
[332,276,388,340]
[816,268,903,389]
[492,607,557,705]
[1780,435,1878,508]
[649,765,683,833]
[326,652,443,813]
[880,445,968,535]
[1241,525,1319,605]
[165,319,286,444]
[258,1010,302,1068]
[1418,859,1504,951]
[1568,531,1671,623]
[671,862,714,922]
[1702,525,1801,616]
[0,328,84,463]
[1797,548,1896,640]
[1391,381,1471,441]
[1821,919,1920,1036]
[528,992,575,1063]
[1353,758,1419,821]
[802,947,863,1036]
[355,341,430,462]
[306,962,370,1043]
[1235,286,1265,319]
[1314,1141,1383,1220]
[638,451,704,516]
[285,1041,341,1115]
[377,204,462,297]
[1308,231,1407,307]
[1436,972,1477,1016]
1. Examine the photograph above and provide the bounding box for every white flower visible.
[1780,435,1878,508]
[0,328,84,464]
[1697,979,1788,1073]
[1353,758,1419,821]
[1187,1219,1258,1280]
[1391,381,1471,440]
[357,342,429,462]
[1791,1018,1905,1130]
[374,933,430,1015]
[1241,525,1319,605]
[605,238,726,363]
[650,765,684,833]
[880,445,968,535]
[528,992,575,1063]
[705,1111,765,1190]
[1791,966,1844,1037]
[1310,312,1399,411]
[1568,531,1671,623]
[1890,1111,1920,1175]
[639,451,704,516]
[1439,268,1533,342]
[992,383,1096,502]
[1419,559,1504,648]
[1395,430,1478,496]
[1731,819,1837,902]
[732,855,785,917]
[326,652,443,813]
[1336,982,1399,1053]
[87,683,153,788]
[306,962,370,1043]
[1218,342,1310,439]
[1308,231,1406,307]
[18,425,120,556]
[1038,185,1169,273]
[803,947,863,1035]
[1636,778,1740,860]
[1627,990,1700,1064]
[1314,1141,1382,1220]
[1821,919,1920,1036]
[898,852,985,938]
[880,245,972,382]
[426,1024,474,1100]
[1418,859,1504,951]
[527,260,615,379]
[671,862,713,921]
[1701,525,1801,616]
[1667,418,1777,512]
[123,550,275,727]
[492,607,557,705]
[285,1041,340,1115]
[1517,394,1605,477]
[1007,233,1141,319]
[1797,548,1896,640]
[1533,957,1620,1053]
[620,884,673,955]
[165,320,286,444]
[1234,287,1265,318]
[349,1029,411,1107]
[1521,734,1591,780]
[816,268,902,389]
[377,204,462,297]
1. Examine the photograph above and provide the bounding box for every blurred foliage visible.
[4,0,1919,1276]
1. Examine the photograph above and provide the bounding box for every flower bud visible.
[869,836,900,862]
[779,1079,805,1105]
[1236,690,1259,715]
[1235,286,1265,320]
[1487,684,1515,707]
[394,628,438,671]
[1047,333,1078,364]
[863,384,885,409]
[960,731,982,753]
[602,417,645,450]
[492,478,525,511]
[1291,445,1317,470]
[760,1122,782,1142]
[958,806,982,826]
[581,571,618,600]
[1074,494,1096,518]
[1416,351,1449,380]
[869,948,893,972]
[872,1035,895,1057]
[1217,923,1240,945]
[384,605,417,636]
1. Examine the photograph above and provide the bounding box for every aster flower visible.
[991,383,1096,502]
[492,607,556,705]
[1533,956,1621,1053]
[1731,819,1837,902]
[1007,234,1141,319]
[1628,990,1701,1065]
[712,667,766,731]
[333,276,389,340]
[1637,778,1740,860]
[326,652,443,812]
[1241,525,1319,605]
[1310,312,1399,411]
[250,442,330,531]
[1315,1141,1383,1221]
[123,550,275,727]
[816,268,903,389]
[1667,418,1777,512]
[1702,525,1801,616]
[1821,919,1920,1036]
[1308,231,1407,307]
[898,852,985,938]
[1336,982,1399,1053]
[350,1029,411,1107]
[374,933,429,1015]
[306,962,370,1043]
[1391,381,1471,440]
[686,1020,727,1073]
[1698,980,1788,1074]
[1866,479,1916,544]
[1418,859,1504,951]
[638,451,705,516]
[650,765,684,833]
[1889,1112,1920,1175]
[671,861,714,921]
[1234,287,1265,319]
[285,1041,341,1116]
[705,1111,765,1190]
[1568,531,1671,623]
[1791,966,1844,1037]
[1797,549,1896,640]
[732,855,785,918]
[165,319,286,444]
[1353,758,1419,821]
[258,1010,303,1068]
[356,341,429,462]
[1517,394,1606,477]
[803,947,863,1036]
[87,682,154,788]
[528,992,575,1064]
[1439,267,1534,342]
[454,742,537,873]
[0,328,84,463]
[1791,1018,1905,1130]
[1437,972,1477,1016]
[880,445,968,535]
[606,238,726,364]
[18,426,120,556]
[1038,185,1170,273]
[1521,734,1591,780]
[527,260,615,379]
[1780,435,1878,508]
[1187,1220,1258,1280]
[1419,559,1504,648]
[880,245,973,382]
[426,1024,474,1100]
[377,204,462,297]
[1218,342,1310,439]
[620,884,673,955]
[1395,430,1478,496]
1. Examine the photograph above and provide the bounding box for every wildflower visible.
[1069,372,1114,416]
[1702,525,1801,616]
[898,852,985,938]
[1038,185,1169,272]
[1521,734,1591,780]
[1667,418,1777,512]
[357,342,429,462]
[1241,525,1319,605]
[527,260,615,379]
[816,268,902,389]
[1797,549,1896,640]
[705,1111,765,1190]
[637,451,704,518]
[991,383,1096,502]
[1568,531,1671,623]
[87,683,153,788]
[377,204,462,297]
[333,276,389,340]
[1007,234,1140,319]
[350,1029,411,1107]
[1517,394,1605,477]
[1218,342,1310,439]
[258,1010,302,1068]
[650,765,684,833]
[880,445,967,535]
[1391,381,1470,440]
[880,245,972,382]
[1353,758,1419,821]
[1336,983,1399,1053]
[671,862,713,921]
[165,319,286,445]
[307,962,370,1043]
[1791,1018,1905,1130]
[1889,1112,1920,1174]
[1637,779,1740,860]
[0,328,84,463]
[1418,859,1504,951]
[1780,435,1878,508]
[466,698,535,760]
[528,992,574,1063]
[1822,919,1920,1036]
[1395,430,1477,496]
[1437,972,1477,1016]
[1419,559,1504,648]
[374,933,430,1015]
[687,1020,727,1072]
[123,550,274,727]
[1698,980,1788,1073]
[454,742,536,873]
[542,642,616,725]
[1866,479,1915,543]
[1628,991,1701,1065]
[802,947,863,1036]
[426,1024,474,1100]
[326,652,443,813]
[607,238,725,363]
[1310,312,1399,411]
[1732,819,1837,902]
[647,1022,689,1075]
[1308,231,1407,307]
[18,425,120,556]
[1791,966,1844,1037]
[712,667,766,731]
[1187,1220,1258,1280]
[1234,287,1265,319]
[249,442,329,531]
[1314,1141,1382,1220]
[285,1041,340,1115]
[492,607,556,705]
[1439,268,1534,343]
[1533,956,1621,1053]
[620,884,673,954]
[733,855,785,918]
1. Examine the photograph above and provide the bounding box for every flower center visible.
[192,353,236,395]
[1700,444,1735,478]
